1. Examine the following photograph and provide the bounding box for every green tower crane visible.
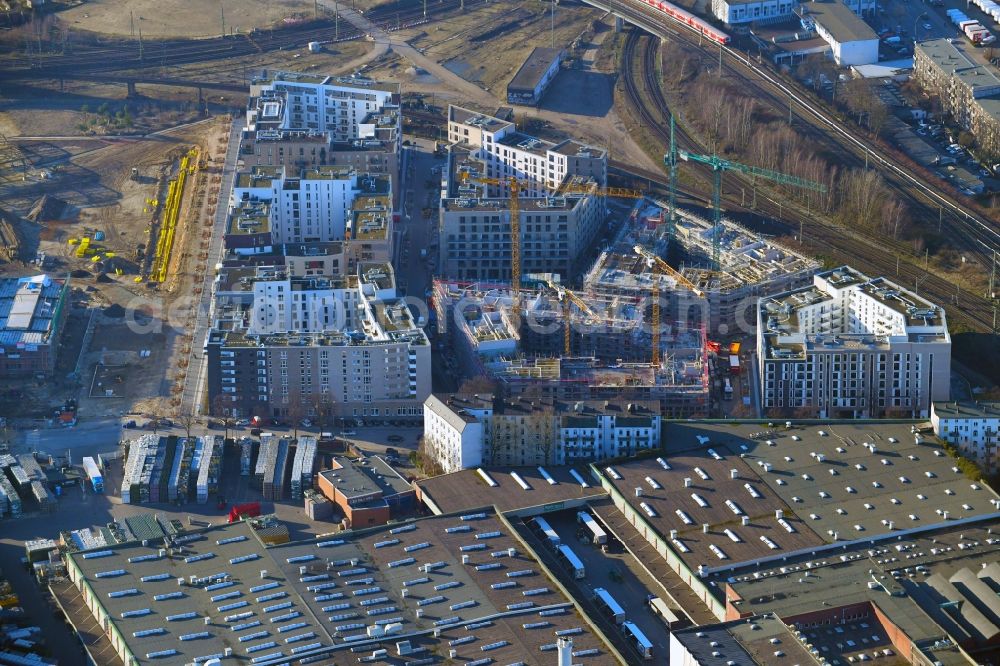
[677,150,827,270]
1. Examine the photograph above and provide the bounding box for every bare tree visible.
[286,399,305,442]
[310,393,337,434]
[175,411,196,443]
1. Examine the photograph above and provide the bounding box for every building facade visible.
[0,274,68,378]
[316,456,415,528]
[421,394,661,472]
[758,266,951,418]
[797,0,879,66]
[712,0,797,25]
[914,39,1000,159]
[207,264,430,420]
[931,401,1000,473]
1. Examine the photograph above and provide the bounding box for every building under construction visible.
[432,279,709,417]
[584,201,820,335]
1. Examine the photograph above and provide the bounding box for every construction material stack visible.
[195,436,221,504]
[31,481,55,512]
[263,438,290,501]
[0,474,20,517]
[304,489,333,520]
[5,463,30,494]
[290,436,317,500]
[254,433,276,489]
[240,437,253,475]
[120,434,160,504]
[165,438,188,503]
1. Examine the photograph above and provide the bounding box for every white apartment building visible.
[248,71,399,143]
[447,105,606,197]
[931,402,1000,473]
[758,266,951,419]
[422,394,492,474]
[421,395,661,472]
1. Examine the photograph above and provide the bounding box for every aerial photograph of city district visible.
[0,0,999,664]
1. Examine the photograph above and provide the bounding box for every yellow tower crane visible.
[543,277,597,355]
[634,245,705,367]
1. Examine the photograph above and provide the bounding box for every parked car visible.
[122,420,137,429]
[250,428,262,437]
[387,435,404,443]
[236,418,250,427]
[342,430,357,436]
[300,419,313,428]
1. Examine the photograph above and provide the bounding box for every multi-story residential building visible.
[446,105,606,196]
[439,145,604,281]
[206,263,429,421]
[226,166,392,270]
[421,394,661,472]
[244,71,401,207]
[931,401,1000,473]
[913,39,1000,159]
[422,394,492,473]
[758,266,951,418]
[0,274,68,379]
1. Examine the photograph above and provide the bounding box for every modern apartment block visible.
[931,401,1000,473]
[422,393,661,473]
[914,39,1000,159]
[206,263,430,420]
[225,166,393,273]
[439,144,604,281]
[758,266,951,418]
[0,274,68,379]
[446,105,606,196]
[243,71,401,205]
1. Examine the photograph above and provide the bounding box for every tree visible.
[175,411,196,443]
[286,399,305,442]
[211,394,234,442]
[310,393,337,434]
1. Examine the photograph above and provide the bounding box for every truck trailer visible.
[82,457,103,493]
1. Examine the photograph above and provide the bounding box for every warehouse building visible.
[796,0,879,65]
[931,401,1000,473]
[593,421,1000,621]
[712,0,797,25]
[206,263,430,420]
[670,614,815,665]
[758,266,951,419]
[506,47,564,106]
[61,510,619,666]
[0,274,68,379]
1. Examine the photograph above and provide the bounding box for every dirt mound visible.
[0,209,23,261]
[70,269,91,279]
[103,303,126,318]
[26,195,67,223]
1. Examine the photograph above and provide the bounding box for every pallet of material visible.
[291,437,317,500]
[0,476,20,517]
[16,454,46,483]
[196,436,221,504]
[31,481,55,513]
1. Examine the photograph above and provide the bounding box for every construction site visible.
[583,200,821,336]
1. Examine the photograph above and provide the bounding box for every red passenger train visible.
[638,0,732,45]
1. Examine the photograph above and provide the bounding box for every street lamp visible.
[915,13,928,41]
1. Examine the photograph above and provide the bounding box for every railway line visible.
[619,28,996,332]
[0,0,496,81]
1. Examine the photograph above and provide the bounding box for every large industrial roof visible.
[672,614,818,665]
[68,510,618,666]
[415,465,607,515]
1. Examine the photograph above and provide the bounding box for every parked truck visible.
[228,501,261,523]
[577,510,608,545]
[82,457,103,493]
[729,354,741,374]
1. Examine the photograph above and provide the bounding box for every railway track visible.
[619,28,997,332]
[0,0,496,80]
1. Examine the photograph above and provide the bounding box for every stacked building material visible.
[31,481,55,513]
[5,464,30,492]
[253,433,276,488]
[240,438,253,475]
[262,439,290,501]
[195,436,221,504]
[290,436,317,500]
[0,475,20,517]
[166,438,188,503]
[17,454,46,483]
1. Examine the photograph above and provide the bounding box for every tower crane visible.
[676,150,827,271]
[542,277,597,355]
[634,245,705,367]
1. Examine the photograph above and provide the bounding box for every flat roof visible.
[67,521,330,665]
[726,520,1000,665]
[0,275,64,346]
[602,450,825,572]
[265,509,617,664]
[508,46,563,93]
[416,466,607,515]
[933,401,1000,419]
[319,456,413,502]
[658,423,1000,570]
[672,614,817,665]
[798,0,877,43]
